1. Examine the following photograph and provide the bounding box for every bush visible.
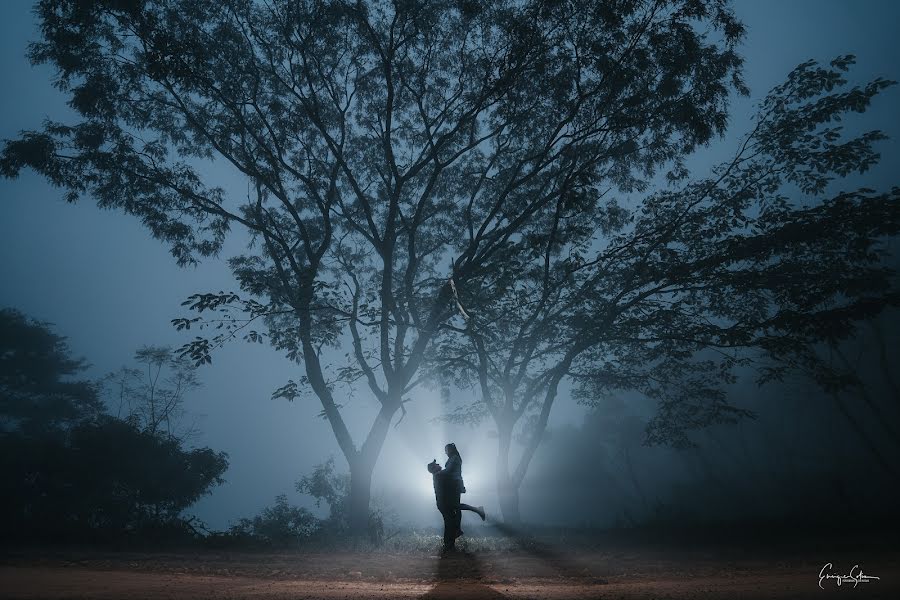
[0,416,228,542]
[296,457,386,546]
[227,494,318,549]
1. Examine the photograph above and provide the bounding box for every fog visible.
[2,0,899,536]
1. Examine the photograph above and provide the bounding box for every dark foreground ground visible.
[2,528,897,599]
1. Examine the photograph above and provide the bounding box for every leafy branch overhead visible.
[3,0,898,527]
[428,53,900,504]
[170,292,282,366]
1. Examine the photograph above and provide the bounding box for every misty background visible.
[2,0,899,532]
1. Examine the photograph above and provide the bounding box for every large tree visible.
[431,56,900,522]
[2,0,749,533]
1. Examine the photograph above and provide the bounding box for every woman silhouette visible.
[428,442,485,551]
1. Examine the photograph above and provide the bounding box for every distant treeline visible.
[520,312,900,530]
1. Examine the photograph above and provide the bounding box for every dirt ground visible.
[1,544,897,599]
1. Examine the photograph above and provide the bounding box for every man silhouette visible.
[428,444,485,552]
[427,459,457,550]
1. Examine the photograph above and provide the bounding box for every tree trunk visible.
[299,318,401,539]
[498,481,522,525]
[493,366,569,526]
[348,459,374,536]
[495,421,522,525]
[347,401,399,538]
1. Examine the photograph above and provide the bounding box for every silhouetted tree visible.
[0,307,102,435]
[802,319,900,481]
[1,0,749,533]
[431,56,900,522]
[0,308,228,542]
[102,345,201,440]
[59,417,228,535]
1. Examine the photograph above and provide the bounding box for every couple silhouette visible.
[427,442,485,552]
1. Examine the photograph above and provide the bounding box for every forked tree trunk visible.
[344,401,399,537]
[492,366,569,526]
[301,324,400,538]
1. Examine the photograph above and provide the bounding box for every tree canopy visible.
[0,307,102,435]
[428,55,900,520]
[3,0,825,532]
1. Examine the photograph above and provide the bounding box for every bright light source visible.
[422,473,436,502]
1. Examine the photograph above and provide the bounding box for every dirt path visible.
[1,549,896,599]
[1,564,895,599]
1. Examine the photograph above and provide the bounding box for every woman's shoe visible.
[476,506,486,521]
[455,528,464,538]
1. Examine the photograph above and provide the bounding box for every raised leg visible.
[459,503,486,521]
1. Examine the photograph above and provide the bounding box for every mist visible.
[2,1,899,598]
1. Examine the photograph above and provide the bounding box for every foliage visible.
[0,307,103,435]
[205,459,391,551]
[428,53,900,524]
[101,345,201,440]
[226,494,318,549]
[0,308,228,543]
[0,0,752,532]
[296,456,350,518]
[295,457,385,545]
[1,413,228,542]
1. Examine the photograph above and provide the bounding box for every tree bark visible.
[348,459,374,535]
[498,481,522,525]
[495,420,522,524]
[349,401,400,536]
